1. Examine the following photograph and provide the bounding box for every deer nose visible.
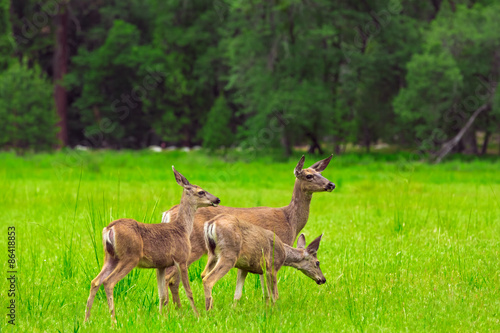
[214,198,221,205]
[325,182,335,191]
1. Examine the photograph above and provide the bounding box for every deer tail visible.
[204,220,217,255]
[102,227,115,257]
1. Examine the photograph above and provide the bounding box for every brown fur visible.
[201,214,325,310]
[84,167,220,324]
[163,155,335,307]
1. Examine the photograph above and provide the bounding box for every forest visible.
[1,0,499,159]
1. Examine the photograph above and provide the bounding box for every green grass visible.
[0,150,499,332]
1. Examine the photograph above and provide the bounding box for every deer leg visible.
[177,262,199,316]
[102,260,138,324]
[201,253,217,280]
[234,269,248,301]
[271,272,278,302]
[265,271,276,304]
[156,268,168,314]
[167,247,205,309]
[165,266,182,308]
[202,258,235,311]
[85,258,117,322]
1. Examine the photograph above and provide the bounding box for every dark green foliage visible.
[202,95,234,150]
[394,51,463,147]
[65,19,162,147]
[394,3,500,151]
[144,0,224,146]
[0,0,499,155]
[0,61,57,150]
[0,0,13,70]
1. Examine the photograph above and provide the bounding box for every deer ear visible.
[309,154,333,172]
[306,234,323,255]
[172,166,191,187]
[296,233,306,249]
[294,155,305,177]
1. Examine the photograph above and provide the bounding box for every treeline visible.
[0,0,499,158]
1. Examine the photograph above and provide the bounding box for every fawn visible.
[84,167,220,323]
[201,214,325,311]
[163,155,334,307]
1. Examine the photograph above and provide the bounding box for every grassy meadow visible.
[0,150,499,332]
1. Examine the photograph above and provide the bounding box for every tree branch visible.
[433,103,490,163]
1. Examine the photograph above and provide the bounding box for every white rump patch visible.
[207,223,217,243]
[161,211,171,223]
[103,227,114,246]
[204,221,220,255]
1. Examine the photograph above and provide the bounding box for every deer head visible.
[294,155,335,193]
[294,234,326,285]
[172,166,220,208]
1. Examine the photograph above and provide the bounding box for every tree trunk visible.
[434,103,490,163]
[480,131,490,155]
[333,136,341,155]
[364,128,370,153]
[306,131,323,155]
[281,132,292,157]
[429,0,442,19]
[462,129,478,155]
[307,141,323,155]
[54,3,69,147]
[184,125,191,147]
[498,133,500,156]
[456,138,464,153]
[449,0,456,12]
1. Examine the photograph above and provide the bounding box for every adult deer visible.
[84,167,220,323]
[201,214,325,310]
[162,155,335,307]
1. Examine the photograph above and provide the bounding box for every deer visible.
[162,155,335,307]
[201,214,325,310]
[84,167,220,323]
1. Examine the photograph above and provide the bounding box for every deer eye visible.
[198,191,205,196]
[316,261,320,267]
[306,174,313,180]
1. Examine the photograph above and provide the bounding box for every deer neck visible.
[174,190,197,234]
[283,245,304,268]
[284,179,312,237]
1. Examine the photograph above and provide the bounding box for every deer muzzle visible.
[316,277,326,285]
[325,182,335,192]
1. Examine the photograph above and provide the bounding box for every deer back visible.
[104,219,191,269]
[168,205,294,245]
[205,214,287,274]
